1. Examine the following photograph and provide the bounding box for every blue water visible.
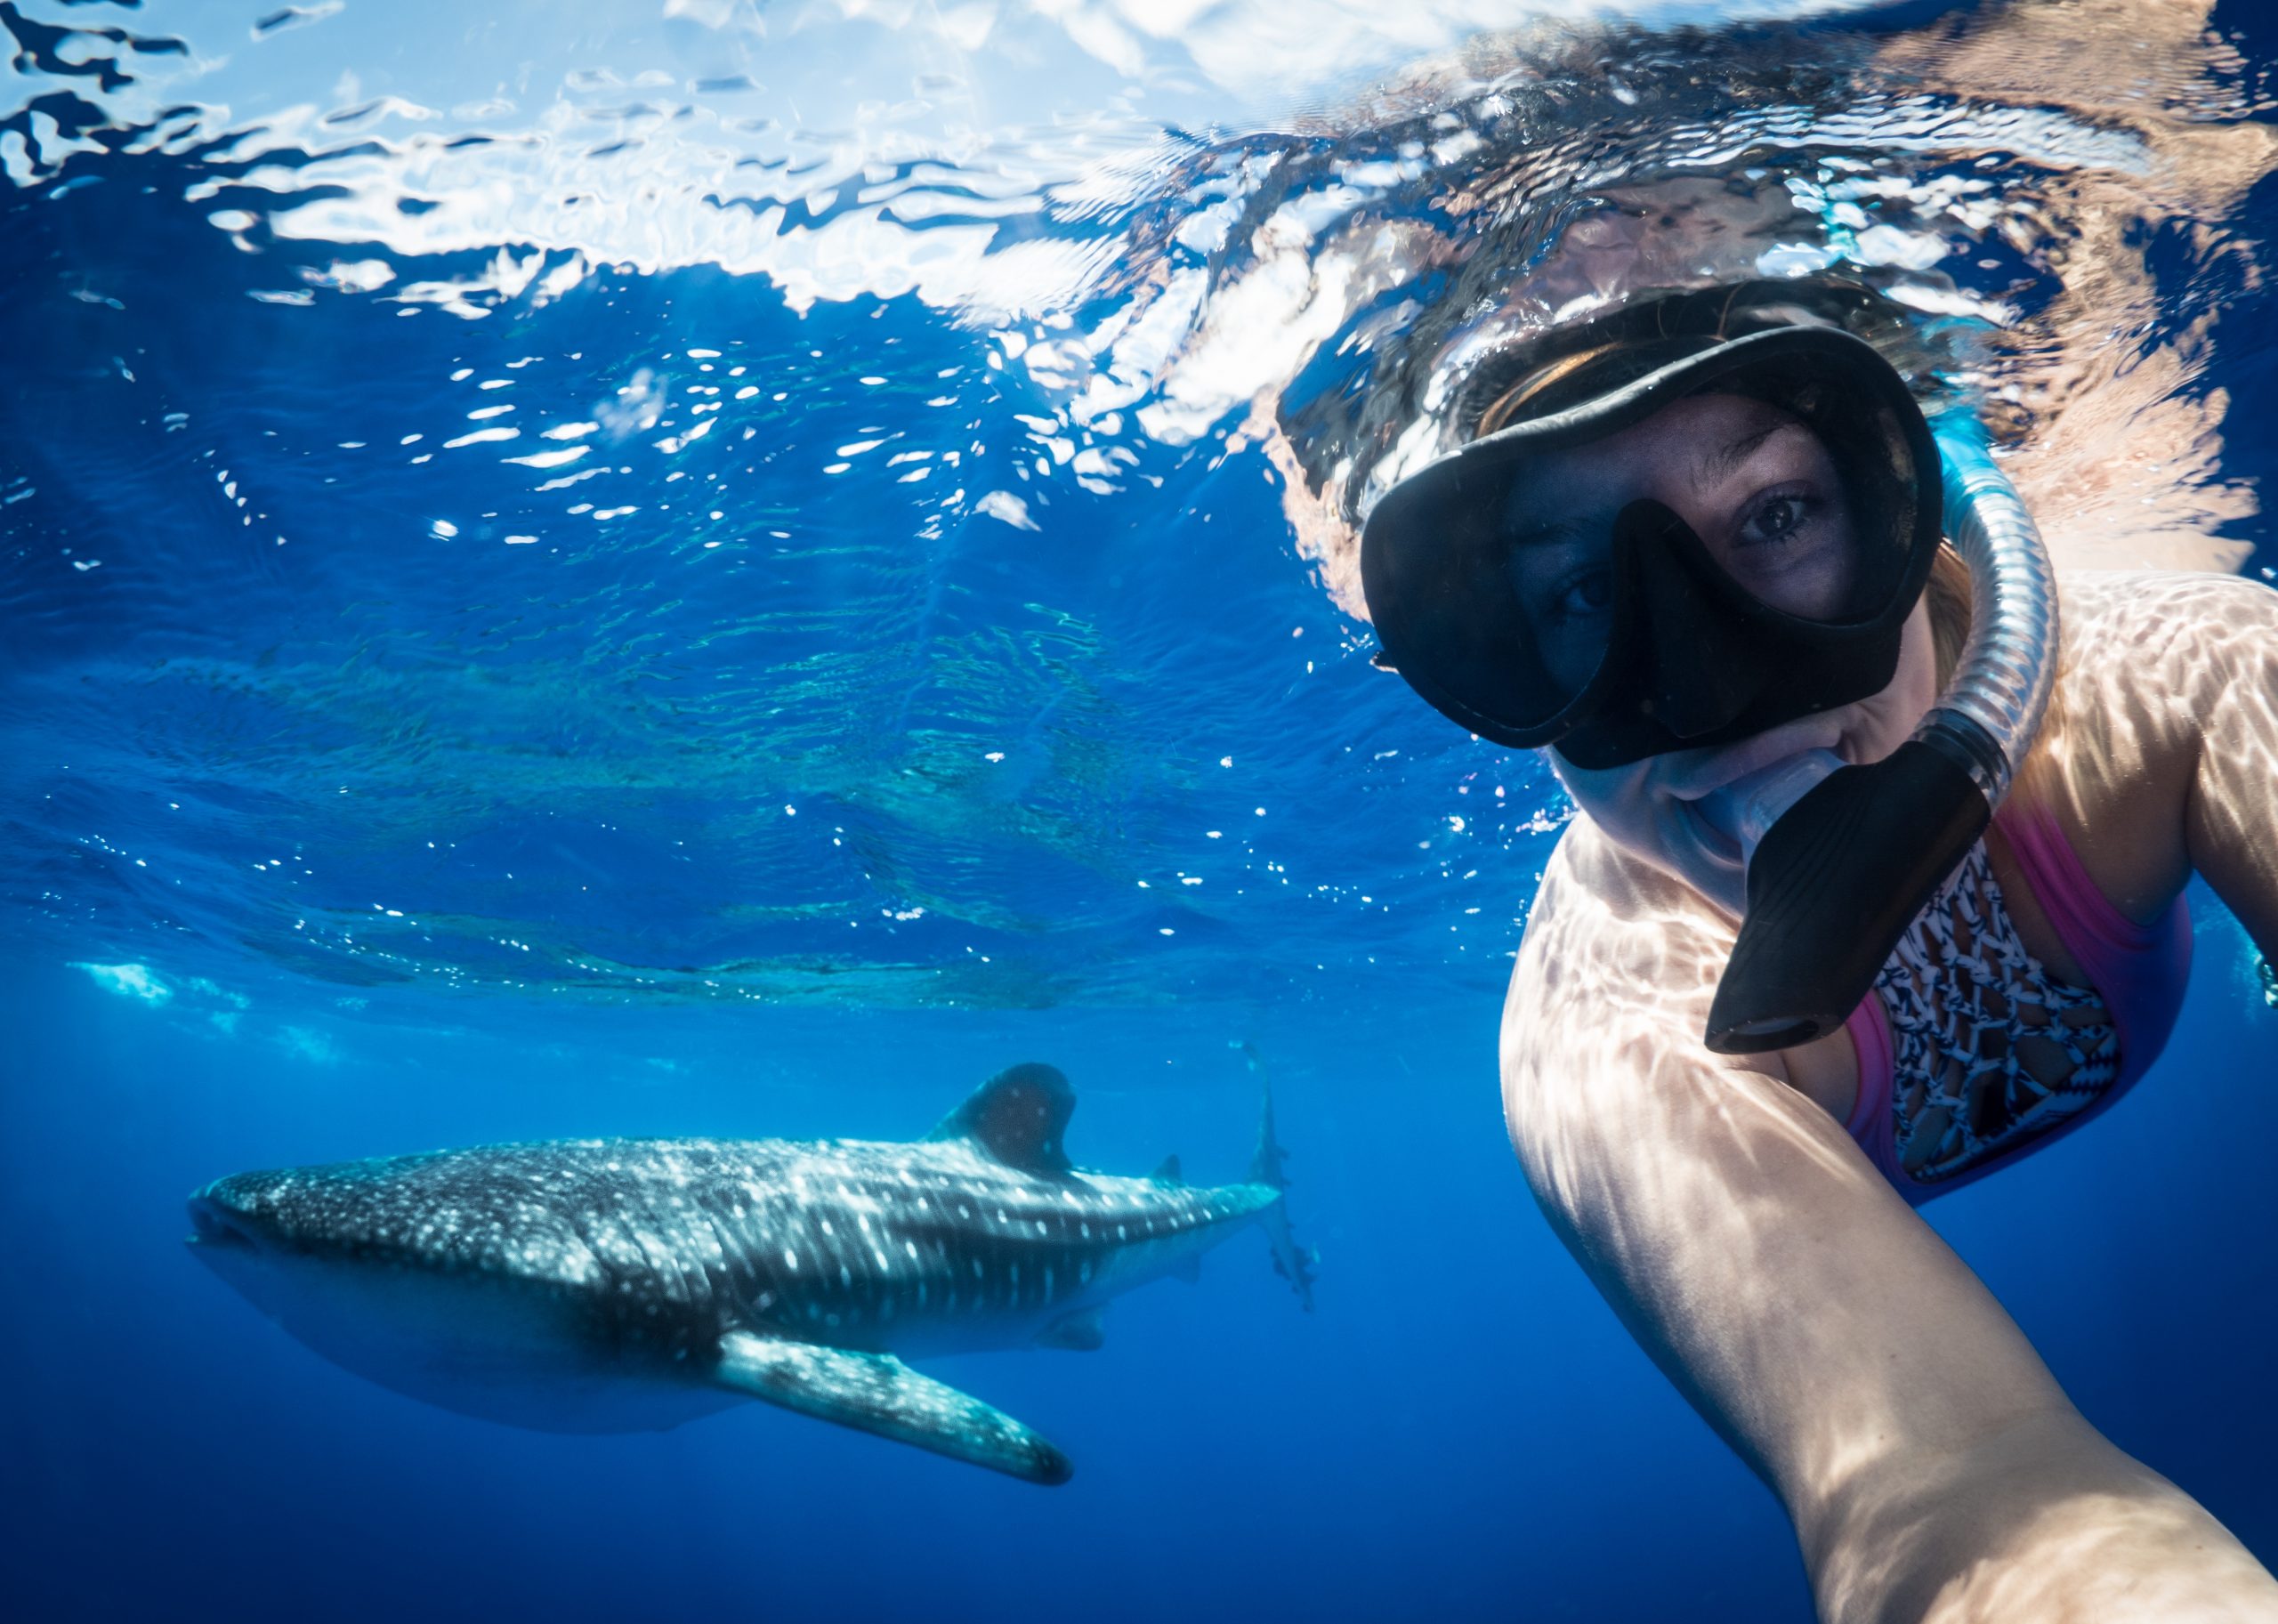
[4,2,2277,1619]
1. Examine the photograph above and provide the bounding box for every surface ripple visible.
[2,0,2270,1012]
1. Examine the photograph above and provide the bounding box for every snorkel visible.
[1702,416,2059,1052]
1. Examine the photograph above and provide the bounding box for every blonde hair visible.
[1925,545,1972,689]
[1474,343,1625,437]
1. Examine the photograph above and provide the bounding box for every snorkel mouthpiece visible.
[1703,421,2059,1054]
[1705,740,1991,1051]
[1702,749,1846,859]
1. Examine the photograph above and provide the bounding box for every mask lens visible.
[1493,504,1625,707]
[1701,370,1922,627]
[1360,325,1937,754]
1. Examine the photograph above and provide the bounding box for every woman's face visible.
[1500,393,1862,696]
[1520,393,1940,915]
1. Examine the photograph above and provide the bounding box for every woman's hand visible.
[1814,1406,2278,1624]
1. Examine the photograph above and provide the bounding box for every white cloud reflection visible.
[7,0,2262,574]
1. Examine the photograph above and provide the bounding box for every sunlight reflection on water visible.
[1,0,2269,1010]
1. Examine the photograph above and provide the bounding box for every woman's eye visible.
[1755,498,1800,538]
[1554,568,1613,619]
[1735,486,1818,547]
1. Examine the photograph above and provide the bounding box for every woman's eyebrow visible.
[1689,422,1790,490]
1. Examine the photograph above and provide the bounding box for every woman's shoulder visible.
[1504,820,1744,1071]
[2050,567,2276,751]
[2057,566,2277,656]
[2020,568,2272,920]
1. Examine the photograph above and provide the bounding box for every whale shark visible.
[186,1062,1314,1483]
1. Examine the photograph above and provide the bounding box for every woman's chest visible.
[1779,822,2113,1129]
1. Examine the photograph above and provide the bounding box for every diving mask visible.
[1360,323,1942,769]
[1361,290,2057,1055]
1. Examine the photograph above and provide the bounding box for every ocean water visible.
[4,2,2276,1619]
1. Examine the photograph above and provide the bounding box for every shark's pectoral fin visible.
[1035,1306,1106,1352]
[1171,1254,1201,1284]
[712,1331,1072,1485]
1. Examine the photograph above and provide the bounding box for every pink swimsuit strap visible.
[1841,804,2192,1202]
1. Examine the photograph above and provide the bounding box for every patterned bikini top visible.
[1873,842,2121,1187]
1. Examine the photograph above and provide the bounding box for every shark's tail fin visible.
[1239,1040,1317,1312]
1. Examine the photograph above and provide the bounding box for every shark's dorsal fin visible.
[714,1331,1071,1485]
[930,1062,1075,1176]
[1150,1153,1183,1186]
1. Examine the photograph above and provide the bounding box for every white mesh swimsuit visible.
[1841,809,2192,1203]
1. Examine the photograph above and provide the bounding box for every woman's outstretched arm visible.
[1501,825,2278,1624]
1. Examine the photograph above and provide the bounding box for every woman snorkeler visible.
[1361,279,2278,1621]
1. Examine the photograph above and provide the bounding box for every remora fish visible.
[186,1062,1315,1483]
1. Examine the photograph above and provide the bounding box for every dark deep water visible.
[7,939,2278,1621]
[4,1,2278,1620]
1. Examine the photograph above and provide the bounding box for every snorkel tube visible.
[1702,416,2060,1053]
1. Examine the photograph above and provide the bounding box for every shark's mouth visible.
[186,1194,261,1253]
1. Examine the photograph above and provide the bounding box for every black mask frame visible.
[1361,324,1943,768]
